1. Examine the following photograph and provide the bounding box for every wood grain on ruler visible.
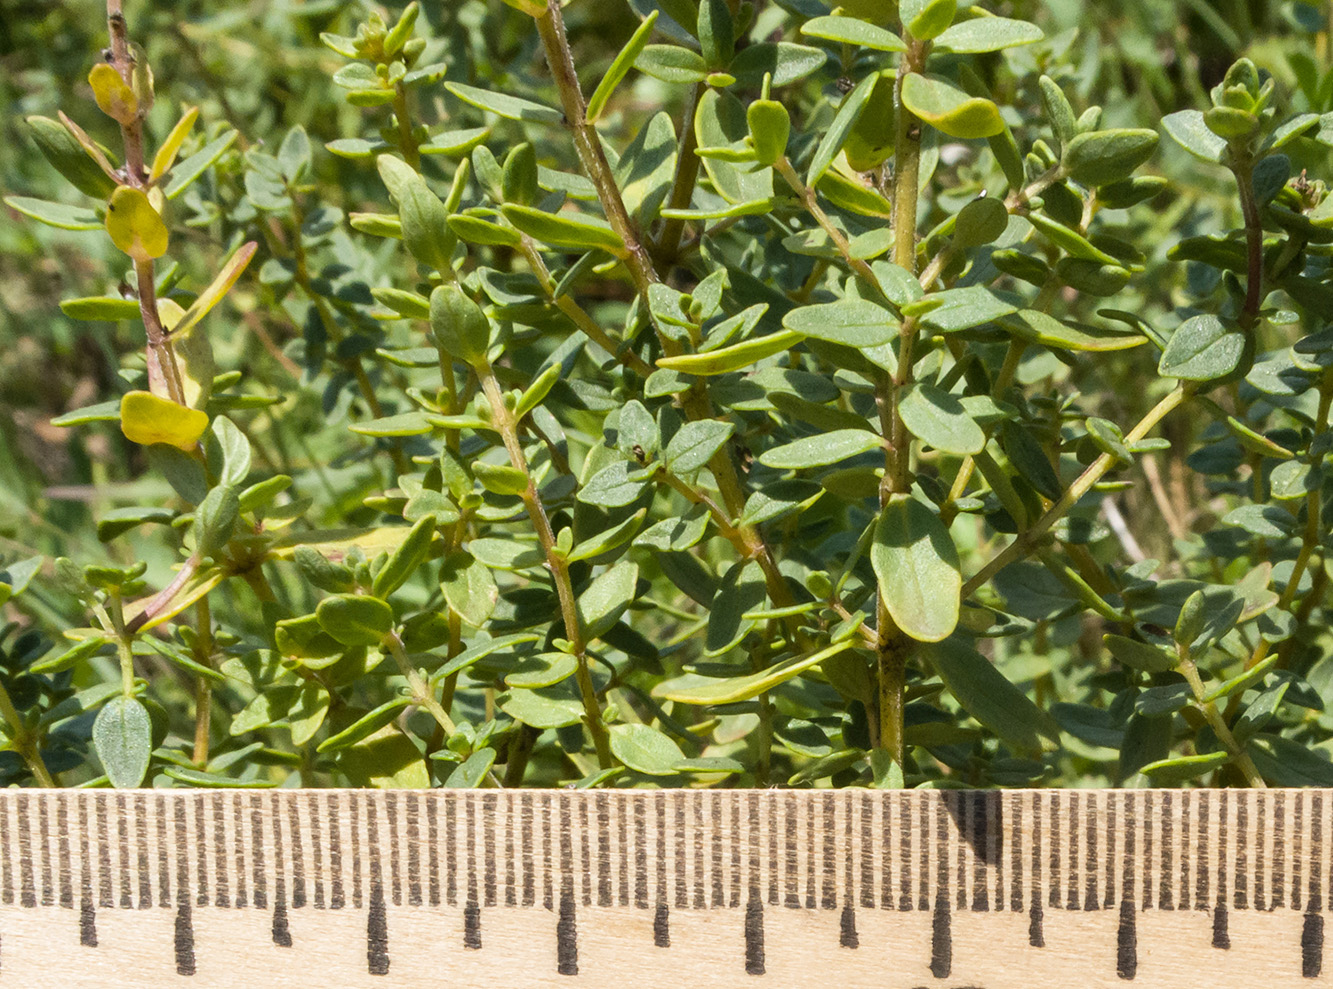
[0,789,1325,988]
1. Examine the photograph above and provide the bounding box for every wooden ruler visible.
[0,789,1326,987]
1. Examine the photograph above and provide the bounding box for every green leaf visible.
[1158,314,1247,382]
[501,203,627,257]
[1064,129,1159,187]
[381,155,454,272]
[473,462,530,496]
[588,11,659,122]
[906,285,1016,332]
[664,419,735,474]
[440,552,499,628]
[500,685,585,729]
[806,71,878,185]
[901,0,956,39]
[5,195,100,230]
[193,485,239,558]
[1161,110,1227,164]
[164,131,239,199]
[783,299,897,347]
[578,561,639,640]
[872,495,961,643]
[445,82,563,124]
[999,309,1146,352]
[1037,76,1077,155]
[900,73,1003,139]
[698,0,735,66]
[799,16,904,51]
[1139,750,1230,784]
[430,284,492,367]
[166,241,257,340]
[336,724,430,789]
[505,652,578,688]
[31,635,108,675]
[1103,633,1177,673]
[653,638,858,704]
[655,330,801,376]
[727,43,827,87]
[372,515,437,599]
[695,89,775,203]
[59,296,142,321]
[1027,213,1122,264]
[636,45,710,84]
[953,196,1009,248]
[316,594,393,648]
[898,384,986,455]
[97,505,175,542]
[759,429,885,469]
[1223,504,1296,539]
[927,638,1060,753]
[443,749,497,788]
[93,696,153,789]
[26,115,117,198]
[1247,734,1333,786]
[609,723,686,776]
[933,16,1042,52]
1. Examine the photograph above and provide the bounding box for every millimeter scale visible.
[0,788,1326,987]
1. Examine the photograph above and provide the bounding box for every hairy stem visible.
[478,365,613,769]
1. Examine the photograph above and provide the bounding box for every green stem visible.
[653,82,706,264]
[191,596,214,765]
[0,682,56,787]
[963,384,1189,597]
[478,365,613,769]
[1176,645,1267,788]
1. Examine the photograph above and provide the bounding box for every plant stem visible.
[534,0,658,296]
[1176,645,1267,788]
[478,365,613,769]
[1232,157,1264,325]
[0,682,56,787]
[392,85,420,170]
[773,157,884,293]
[653,82,706,264]
[191,596,214,765]
[963,384,1189,597]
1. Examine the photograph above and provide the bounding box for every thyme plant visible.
[3,0,1333,791]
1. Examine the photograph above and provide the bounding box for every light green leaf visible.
[800,16,904,51]
[500,685,585,729]
[664,419,735,474]
[609,723,686,776]
[316,594,393,648]
[443,749,497,788]
[900,73,1003,139]
[5,195,100,230]
[577,561,639,639]
[164,131,239,199]
[1139,751,1230,784]
[445,82,563,124]
[636,44,709,83]
[758,429,885,469]
[60,297,142,321]
[933,15,1042,52]
[588,11,659,122]
[999,309,1146,352]
[783,298,897,347]
[501,203,627,256]
[653,638,858,704]
[1064,129,1159,187]
[1161,110,1227,164]
[441,552,499,628]
[898,383,986,455]
[1158,314,1247,381]
[655,330,801,375]
[372,515,437,599]
[872,495,961,643]
[93,696,152,789]
[807,71,878,184]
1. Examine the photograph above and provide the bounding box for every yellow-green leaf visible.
[105,186,169,261]
[900,73,1004,139]
[169,241,257,338]
[149,105,200,182]
[120,390,209,450]
[89,63,138,125]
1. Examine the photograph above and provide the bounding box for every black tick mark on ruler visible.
[1212,902,1230,950]
[839,904,858,949]
[744,888,764,976]
[1116,899,1137,981]
[174,903,196,977]
[653,902,670,948]
[1303,909,1323,979]
[931,892,952,980]
[464,900,482,950]
[272,899,292,948]
[557,888,579,976]
[367,882,389,976]
[79,900,97,947]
